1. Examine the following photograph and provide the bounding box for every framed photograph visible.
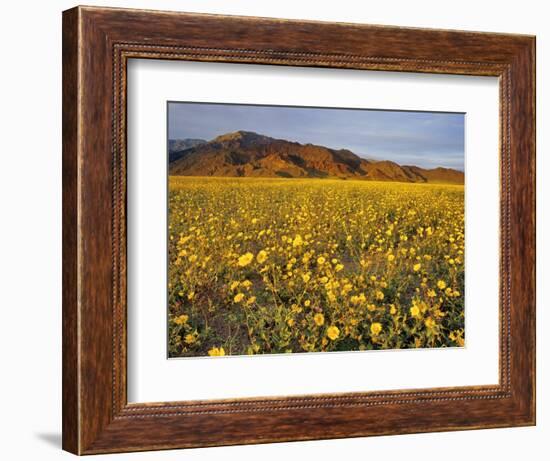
[62,6,535,454]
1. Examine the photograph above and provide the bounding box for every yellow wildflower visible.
[292,235,303,247]
[233,293,245,303]
[317,256,326,265]
[424,317,436,329]
[327,326,340,340]
[256,250,268,264]
[238,252,254,267]
[313,313,325,326]
[184,333,196,344]
[370,322,382,336]
[413,263,421,272]
[208,347,225,356]
[350,294,363,306]
[437,280,447,290]
[410,305,421,318]
[173,314,189,325]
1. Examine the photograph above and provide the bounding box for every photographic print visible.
[167,102,465,358]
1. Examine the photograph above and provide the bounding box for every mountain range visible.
[168,131,464,184]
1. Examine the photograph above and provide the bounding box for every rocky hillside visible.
[168,131,464,184]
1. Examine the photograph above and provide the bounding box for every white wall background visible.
[0,0,545,459]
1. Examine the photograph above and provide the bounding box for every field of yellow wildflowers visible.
[168,177,465,357]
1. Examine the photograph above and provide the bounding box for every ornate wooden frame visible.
[62,5,536,455]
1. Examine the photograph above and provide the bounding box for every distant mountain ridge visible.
[168,131,464,184]
[168,138,207,162]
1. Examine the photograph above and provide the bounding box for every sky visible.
[168,102,465,170]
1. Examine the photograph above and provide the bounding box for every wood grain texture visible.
[62,5,536,455]
[61,7,79,454]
